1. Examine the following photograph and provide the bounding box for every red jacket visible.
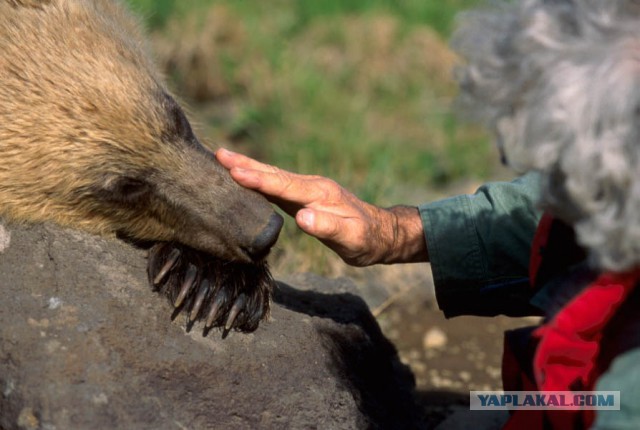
[503,214,640,429]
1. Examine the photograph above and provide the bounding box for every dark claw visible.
[189,280,210,322]
[175,264,197,308]
[225,293,247,330]
[205,288,229,329]
[153,247,181,286]
[147,242,274,335]
[148,243,171,291]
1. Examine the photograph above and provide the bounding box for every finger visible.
[215,148,278,173]
[296,208,345,241]
[232,168,338,209]
[218,148,326,204]
[228,168,264,189]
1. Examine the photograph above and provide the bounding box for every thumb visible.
[296,209,343,241]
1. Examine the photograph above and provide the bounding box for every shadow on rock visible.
[416,390,469,428]
[274,280,374,324]
[275,280,427,429]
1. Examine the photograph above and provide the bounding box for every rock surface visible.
[0,221,423,430]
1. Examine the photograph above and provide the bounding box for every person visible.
[216,0,640,428]
[216,148,541,318]
[216,145,635,430]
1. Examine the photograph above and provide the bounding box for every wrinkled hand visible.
[216,148,428,266]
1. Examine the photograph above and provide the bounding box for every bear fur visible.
[0,0,282,332]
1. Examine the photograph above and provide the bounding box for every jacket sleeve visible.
[418,173,543,317]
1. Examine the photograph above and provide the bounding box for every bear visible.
[0,0,283,333]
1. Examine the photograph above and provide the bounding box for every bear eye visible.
[112,177,151,203]
[171,104,193,139]
[94,175,153,206]
[163,93,194,142]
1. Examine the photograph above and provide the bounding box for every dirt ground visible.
[375,280,539,428]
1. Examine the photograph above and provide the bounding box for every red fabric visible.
[532,271,639,428]
[533,272,638,390]
[503,215,640,429]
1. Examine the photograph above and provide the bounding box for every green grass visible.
[125,0,174,29]
[128,0,482,36]
[290,0,483,35]
[124,0,500,273]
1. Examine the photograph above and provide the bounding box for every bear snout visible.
[241,212,283,261]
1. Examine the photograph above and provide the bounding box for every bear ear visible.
[5,0,53,9]
[95,175,153,206]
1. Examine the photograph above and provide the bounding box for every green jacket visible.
[418,173,640,429]
[419,173,541,318]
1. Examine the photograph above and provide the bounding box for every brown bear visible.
[0,0,283,333]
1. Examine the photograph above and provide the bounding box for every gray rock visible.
[0,222,423,430]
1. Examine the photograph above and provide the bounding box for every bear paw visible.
[147,242,273,335]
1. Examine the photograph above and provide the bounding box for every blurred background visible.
[124,1,528,426]
[124,0,513,276]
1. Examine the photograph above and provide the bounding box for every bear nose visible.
[243,212,284,261]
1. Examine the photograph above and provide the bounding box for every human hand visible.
[216,148,428,266]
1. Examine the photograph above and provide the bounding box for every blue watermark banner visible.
[470,391,620,411]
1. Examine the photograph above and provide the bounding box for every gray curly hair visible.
[453,0,640,271]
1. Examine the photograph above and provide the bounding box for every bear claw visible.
[175,263,197,308]
[147,242,272,334]
[225,294,247,330]
[189,279,210,322]
[205,289,227,328]
[153,247,181,286]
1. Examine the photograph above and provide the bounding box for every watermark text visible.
[470,391,620,410]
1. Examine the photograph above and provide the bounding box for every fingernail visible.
[298,210,314,229]
[217,148,235,157]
